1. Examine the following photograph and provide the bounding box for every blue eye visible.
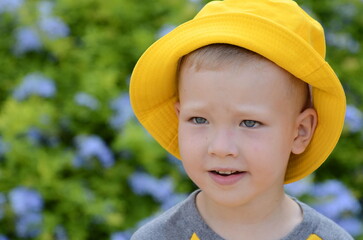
[241,120,260,128]
[191,117,208,124]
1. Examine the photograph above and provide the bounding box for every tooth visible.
[218,171,234,175]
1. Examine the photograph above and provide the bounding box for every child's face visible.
[176,59,311,207]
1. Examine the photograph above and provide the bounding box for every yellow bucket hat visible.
[130,0,346,183]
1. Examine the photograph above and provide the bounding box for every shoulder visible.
[299,201,354,240]
[130,192,198,240]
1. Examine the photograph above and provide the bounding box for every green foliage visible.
[0,0,198,239]
[0,0,362,239]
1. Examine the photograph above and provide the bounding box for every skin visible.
[175,59,317,240]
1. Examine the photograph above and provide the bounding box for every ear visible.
[175,102,180,117]
[291,108,318,155]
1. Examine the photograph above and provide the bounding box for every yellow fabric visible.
[130,0,346,183]
[307,234,323,240]
[190,233,200,240]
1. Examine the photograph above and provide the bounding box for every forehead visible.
[178,57,308,116]
[179,58,292,97]
[178,45,308,109]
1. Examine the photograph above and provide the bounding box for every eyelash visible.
[191,117,208,124]
[190,117,261,128]
[240,120,261,128]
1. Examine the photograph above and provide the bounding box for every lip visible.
[208,170,246,186]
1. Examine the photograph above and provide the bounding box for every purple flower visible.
[13,73,56,100]
[111,231,132,240]
[9,187,43,215]
[15,212,43,238]
[74,92,100,110]
[345,105,363,133]
[38,16,70,39]
[128,172,174,203]
[13,27,43,55]
[0,0,24,14]
[109,94,133,129]
[74,135,115,168]
[0,235,8,240]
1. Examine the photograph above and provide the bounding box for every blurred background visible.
[0,0,362,239]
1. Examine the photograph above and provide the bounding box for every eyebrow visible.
[180,102,271,116]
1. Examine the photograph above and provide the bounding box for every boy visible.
[129,0,352,239]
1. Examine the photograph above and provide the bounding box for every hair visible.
[177,43,312,111]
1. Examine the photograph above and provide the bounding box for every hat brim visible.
[130,13,346,183]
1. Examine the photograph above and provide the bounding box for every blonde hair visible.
[178,44,311,111]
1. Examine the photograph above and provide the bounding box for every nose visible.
[207,128,239,158]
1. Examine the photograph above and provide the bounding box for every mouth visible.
[209,170,245,176]
[208,169,246,185]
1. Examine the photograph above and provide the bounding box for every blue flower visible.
[74,135,115,168]
[334,3,356,20]
[38,16,70,39]
[337,217,363,237]
[26,127,59,147]
[326,32,360,53]
[128,172,174,203]
[27,127,43,144]
[312,180,361,213]
[0,193,6,219]
[0,137,9,157]
[37,1,54,17]
[284,176,313,197]
[167,154,186,175]
[161,193,187,210]
[9,187,43,215]
[0,0,24,14]
[13,27,43,55]
[9,187,43,238]
[15,212,43,238]
[310,180,362,235]
[74,92,100,110]
[55,225,68,240]
[110,231,132,240]
[13,73,56,100]
[345,105,363,133]
[109,94,133,129]
[0,235,9,240]
[156,24,176,39]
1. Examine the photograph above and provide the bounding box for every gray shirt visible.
[131,190,353,240]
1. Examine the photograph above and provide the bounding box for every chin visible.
[203,189,254,208]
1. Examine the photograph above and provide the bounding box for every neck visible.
[196,188,302,240]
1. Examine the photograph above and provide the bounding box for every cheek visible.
[178,125,202,158]
[245,135,291,174]
[178,121,208,144]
